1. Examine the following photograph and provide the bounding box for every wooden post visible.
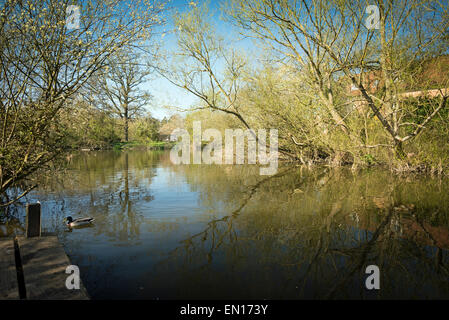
[26,203,41,238]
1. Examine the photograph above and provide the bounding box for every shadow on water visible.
[1,150,449,299]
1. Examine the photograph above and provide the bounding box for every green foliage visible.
[129,114,161,143]
[0,0,167,205]
[58,101,121,149]
[363,154,376,166]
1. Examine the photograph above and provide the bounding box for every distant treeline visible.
[58,101,184,150]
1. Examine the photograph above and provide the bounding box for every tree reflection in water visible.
[162,165,449,299]
[1,150,449,299]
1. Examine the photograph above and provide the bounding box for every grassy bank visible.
[112,141,175,151]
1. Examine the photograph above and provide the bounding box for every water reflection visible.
[160,166,449,299]
[1,150,449,299]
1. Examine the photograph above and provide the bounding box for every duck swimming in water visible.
[65,216,95,228]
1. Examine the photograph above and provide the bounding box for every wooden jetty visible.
[0,238,18,299]
[0,203,89,300]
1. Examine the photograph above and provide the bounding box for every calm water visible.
[1,150,449,299]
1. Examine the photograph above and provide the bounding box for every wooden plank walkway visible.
[0,238,19,299]
[0,236,89,300]
[18,236,89,300]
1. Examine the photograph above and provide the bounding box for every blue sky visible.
[141,0,256,120]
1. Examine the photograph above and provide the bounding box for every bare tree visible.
[158,3,252,131]
[88,50,152,141]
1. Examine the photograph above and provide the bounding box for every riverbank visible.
[114,141,176,150]
[279,155,449,176]
[74,141,448,176]
[76,141,176,152]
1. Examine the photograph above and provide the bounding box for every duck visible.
[65,216,95,228]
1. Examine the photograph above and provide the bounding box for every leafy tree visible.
[88,49,153,142]
[130,113,161,143]
[0,0,166,205]
[227,0,449,158]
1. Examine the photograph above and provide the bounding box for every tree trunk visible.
[124,105,129,142]
[124,118,129,142]
[394,141,406,159]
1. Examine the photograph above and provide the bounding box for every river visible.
[1,150,449,299]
